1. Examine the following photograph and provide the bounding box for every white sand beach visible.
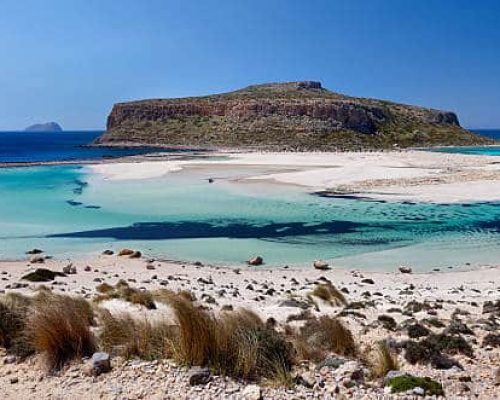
[90,150,500,203]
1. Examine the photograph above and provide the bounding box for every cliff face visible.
[97,81,488,150]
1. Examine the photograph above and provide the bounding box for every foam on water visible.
[0,164,499,270]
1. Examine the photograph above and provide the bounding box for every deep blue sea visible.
[0,131,159,163]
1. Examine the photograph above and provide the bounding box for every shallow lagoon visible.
[1,163,499,271]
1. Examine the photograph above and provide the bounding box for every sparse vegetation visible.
[292,316,357,361]
[366,341,399,379]
[387,375,444,396]
[310,282,347,306]
[94,281,156,309]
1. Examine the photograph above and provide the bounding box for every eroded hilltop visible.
[96,81,490,150]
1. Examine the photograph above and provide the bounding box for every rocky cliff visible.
[96,81,489,150]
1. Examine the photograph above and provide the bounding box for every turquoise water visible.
[1,165,499,271]
[433,129,500,156]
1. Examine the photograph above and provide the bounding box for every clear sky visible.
[0,0,499,130]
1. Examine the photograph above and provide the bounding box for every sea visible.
[0,129,499,270]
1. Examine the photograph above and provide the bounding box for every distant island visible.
[24,122,63,132]
[95,81,491,150]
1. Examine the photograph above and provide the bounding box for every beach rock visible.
[296,371,316,388]
[241,384,262,400]
[129,251,142,259]
[146,264,155,270]
[22,268,65,282]
[102,249,114,255]
[247,256,263,266]
[187,366,211,386]
[29,255,45,264]
[118,248,134,256]
[26,248,43,255]
[399,266,413,274]
[85,352,111,376]
[361,278,375,284]
[313,260,329,270]
[84,265,91,272]
[495,367,500,385]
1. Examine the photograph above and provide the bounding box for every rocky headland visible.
[95,81,490,150]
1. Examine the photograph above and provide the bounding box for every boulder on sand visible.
[247,256,263,266]
[118,248,134,256]
[313,260,329,270]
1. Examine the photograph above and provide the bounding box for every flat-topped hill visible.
[96,81,490,150]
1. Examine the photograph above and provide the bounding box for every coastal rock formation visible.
[24,122,62,132]
[96,81,489,150]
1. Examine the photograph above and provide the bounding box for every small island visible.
[24,122,63,132]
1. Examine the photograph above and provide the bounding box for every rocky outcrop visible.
[24,122,62,132]
[96,81,489,150]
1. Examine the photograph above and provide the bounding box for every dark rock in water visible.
[22,268,66,282]
[102,249,114,255]
[26,249,43,255]
[24,122,62,132]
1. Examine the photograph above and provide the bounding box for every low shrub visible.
[407,323,430,338]
[387,375,444,396]
[293,316,356,361]
[310,283,346,306]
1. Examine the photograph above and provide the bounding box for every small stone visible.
[85,352,111,376]
[247,256,263,266]
[129,251,142,259]
[361,278,375,284]
[10,377,18,384]
[399,266,413,274]
[29,255,45,264]
[241,384,262,400]
[146,264,155,270]
[84,265,91,272]
[4,355,17,364]
[187,366,211,386]
[313,260,329,270]
[413,387,425,396]
[118,248,134,256]
[296,371,316,388]
[495,367,500,385]
[102,249,114,255]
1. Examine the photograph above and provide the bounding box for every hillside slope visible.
[96,81,490,150]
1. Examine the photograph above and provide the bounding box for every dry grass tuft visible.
[365,341,399,379]
[0,297,33,357]
[94,281,156,309]
[310,283,347,306]
[98,309,177,360]
[292,316,356,361]
[28,293,96,371]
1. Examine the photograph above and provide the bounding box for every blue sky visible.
[0,0,499,130]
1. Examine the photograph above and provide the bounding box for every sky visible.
[0,0,499,130]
